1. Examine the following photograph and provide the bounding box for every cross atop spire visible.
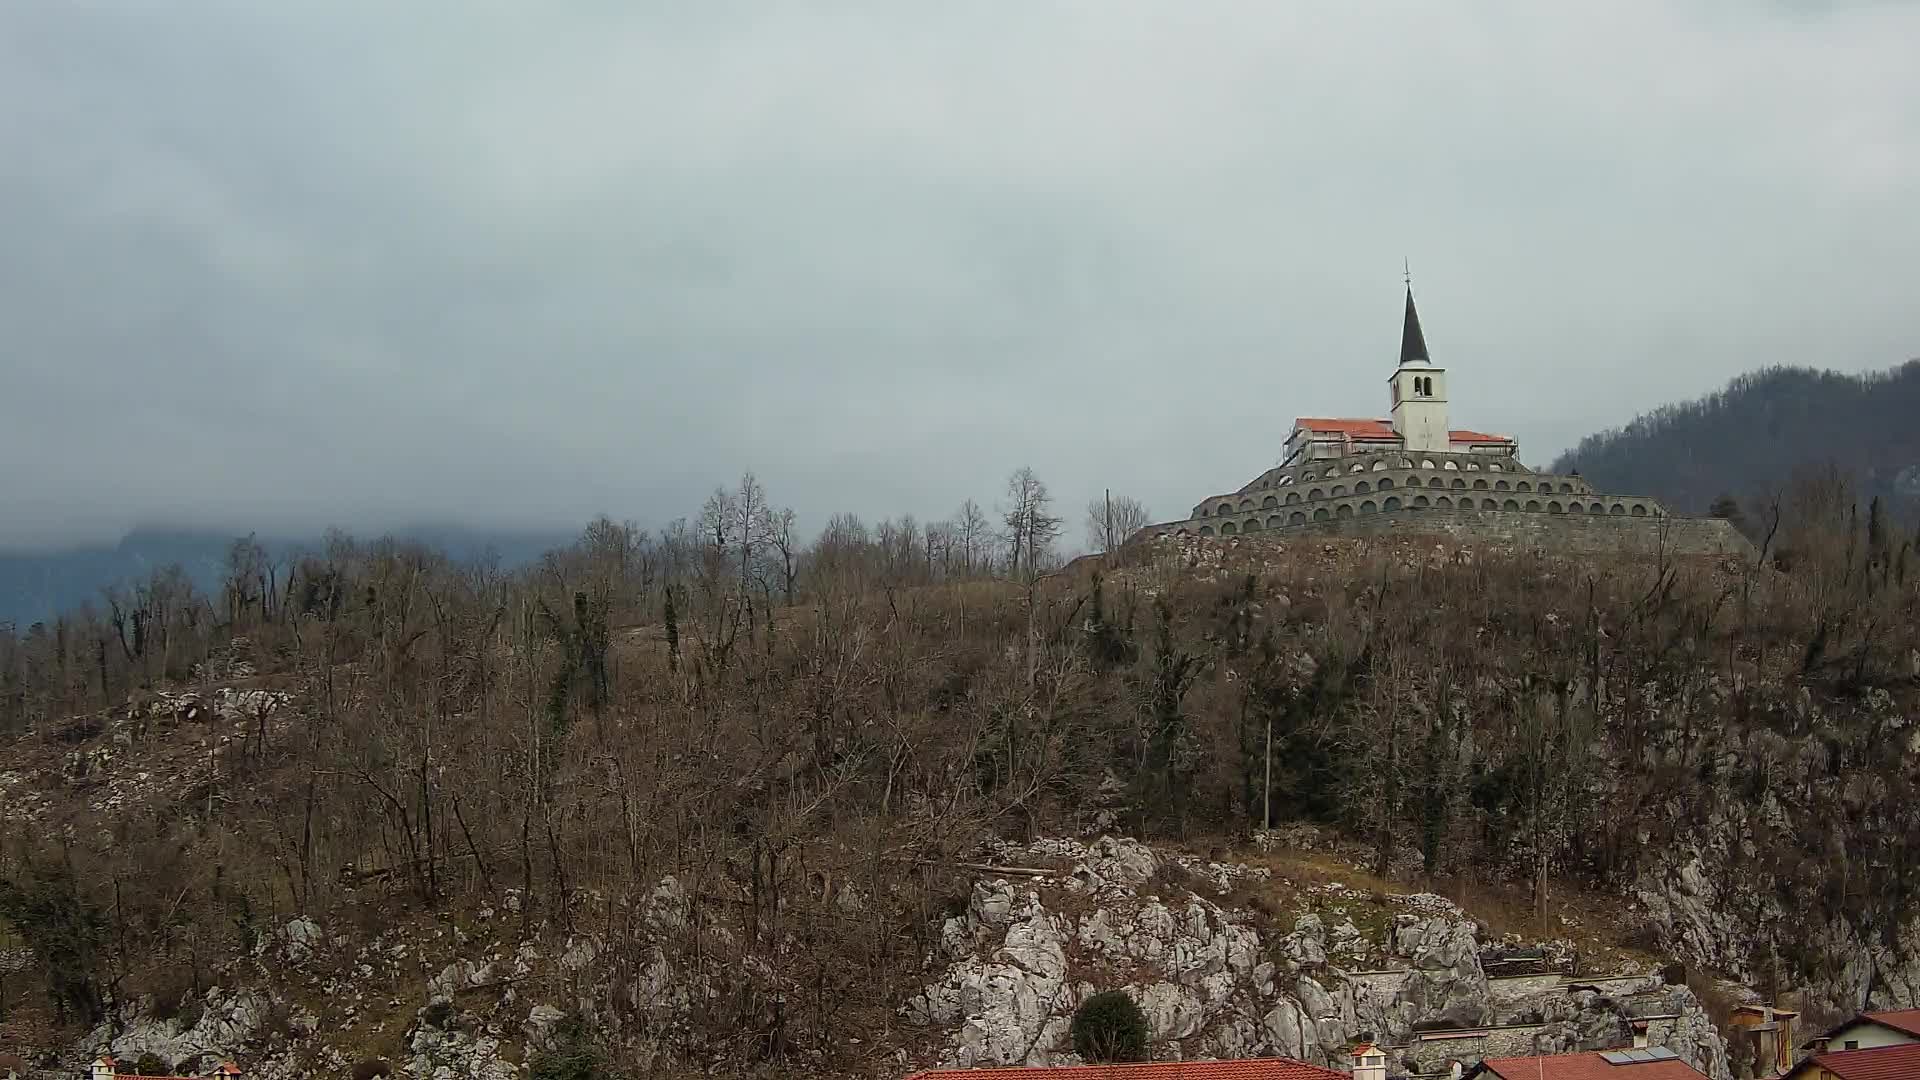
[1399,280,1430,366]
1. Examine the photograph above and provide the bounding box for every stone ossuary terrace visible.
[1143,283,1747,557]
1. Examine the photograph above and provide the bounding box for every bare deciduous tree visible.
[1001,467,1063,583]
[1084,492,1151,553]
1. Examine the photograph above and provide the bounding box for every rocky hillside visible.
[2,506,1917,1079]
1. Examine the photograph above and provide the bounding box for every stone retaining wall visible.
[1161,507,1752,559]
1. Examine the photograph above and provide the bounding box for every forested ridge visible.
[1553,360,1920,516]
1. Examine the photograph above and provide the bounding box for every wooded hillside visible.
[1,467,1917,1076]
[1552,360,1920,516]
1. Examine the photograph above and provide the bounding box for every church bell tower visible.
[1388,284,1450,453]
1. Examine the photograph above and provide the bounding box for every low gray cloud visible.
[3,1,1916,549]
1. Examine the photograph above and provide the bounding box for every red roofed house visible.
[1802,1009,1920,1055]
[901,1054,1352,1080]
[1781,1041,1920,1080]
[1464,1049,1708,1080]
[88,1057,243,1080]
[1136,281,1745,556]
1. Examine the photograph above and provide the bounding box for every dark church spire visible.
[1399,284,1430,366]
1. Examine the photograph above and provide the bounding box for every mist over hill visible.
[0,525,574,627]
[1552,361,1920,516]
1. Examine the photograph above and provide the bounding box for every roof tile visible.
[1479,1050,1708,1080]
[1806,1042,1920,1080]
[903,1059,1347,1080]
[1863,1008,1920,1038]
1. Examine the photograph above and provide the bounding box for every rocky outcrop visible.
[84,988,273,1073]
[903,837,1726,1077]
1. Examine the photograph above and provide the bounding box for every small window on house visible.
[1845,1041,1859,1051]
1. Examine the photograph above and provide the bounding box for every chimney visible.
[1353,1042,1388,1080]
[1632,1021,1650,1050]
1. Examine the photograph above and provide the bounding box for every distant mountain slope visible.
[1551,360,1920,515]
[0,524,574,627]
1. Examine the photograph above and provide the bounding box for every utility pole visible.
[1263,711,1273,833]
[1104,489,1113,554]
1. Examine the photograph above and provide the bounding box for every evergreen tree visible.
[1071,990,1149,1063]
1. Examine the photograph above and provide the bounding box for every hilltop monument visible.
[1144,283,1749,556]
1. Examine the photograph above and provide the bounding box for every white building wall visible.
[1826,1021,1917,1051]
[1390,366,1450,453]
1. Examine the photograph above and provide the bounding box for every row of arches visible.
[1257,455,1516,489]
[1187,496,1658,536]
[1210,472,1588,516]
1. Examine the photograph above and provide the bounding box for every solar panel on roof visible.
[1599,1051,1631,1064]
[1645,1047,1678,1061]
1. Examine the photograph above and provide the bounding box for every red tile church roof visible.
[1294,418,1398,439]
[1292,418,1513,445]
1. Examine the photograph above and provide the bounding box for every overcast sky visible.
[3,2,1916,551]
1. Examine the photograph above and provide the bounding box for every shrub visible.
[421,1000,455,1029]
[529,1015,606,1080]
[351,1059,392,1080]
[1071,990,1149,1064]
[133,1053,169,1076]
[1144,860,1192,898]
